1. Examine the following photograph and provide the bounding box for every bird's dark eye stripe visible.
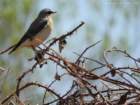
[47,11,53,14]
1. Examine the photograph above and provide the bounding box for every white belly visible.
[21,26,52,48]
[21,17,53,48]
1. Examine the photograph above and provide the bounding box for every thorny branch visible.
[1,22,140,105]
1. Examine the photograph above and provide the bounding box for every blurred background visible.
[0,0,140,104]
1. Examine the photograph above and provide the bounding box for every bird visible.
[8,8,56,54]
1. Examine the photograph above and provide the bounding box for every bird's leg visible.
[28,46,37,61]
[31,46,44,65]
[28,46,42,62]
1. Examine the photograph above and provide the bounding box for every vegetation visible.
[0,0,140,105]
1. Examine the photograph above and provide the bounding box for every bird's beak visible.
[51,11,56,14]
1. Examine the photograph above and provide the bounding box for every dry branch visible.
[1,22,140,105]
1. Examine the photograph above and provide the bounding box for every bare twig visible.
[1,82,61,104]
[75,40,102,64]
[1,22,140,105]
[45,21,85,51]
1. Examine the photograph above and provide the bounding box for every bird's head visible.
[38,8,56,18]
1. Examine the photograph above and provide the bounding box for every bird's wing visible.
[26,18,48,38]
[9,18,48,54]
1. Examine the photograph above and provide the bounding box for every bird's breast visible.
[22,21,53,48]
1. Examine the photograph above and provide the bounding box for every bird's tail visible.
[0,44,16,54]
[0,41,22,54]
[8,44,20,54]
